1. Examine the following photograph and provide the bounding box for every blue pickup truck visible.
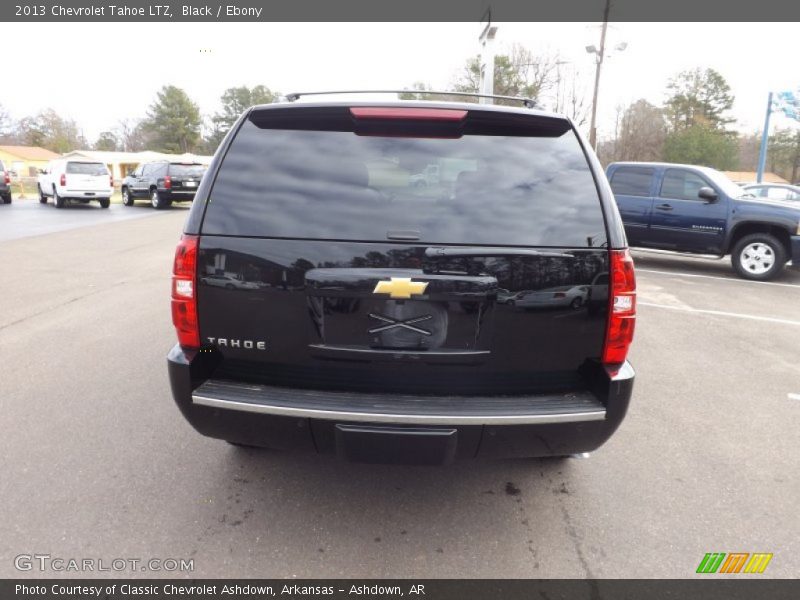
[606,162,800,280]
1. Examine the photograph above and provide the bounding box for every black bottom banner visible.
[2,579,799,600]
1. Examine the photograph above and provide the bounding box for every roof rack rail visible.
[283,90,538,109]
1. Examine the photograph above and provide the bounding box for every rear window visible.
[67,162,108,176]
[169,164,206,177]
[202,108,608,247]
[610,166,654,197]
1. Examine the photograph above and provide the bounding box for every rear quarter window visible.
[202,109,608,248]
[609,166,654,197]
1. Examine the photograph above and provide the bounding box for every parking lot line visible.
[639,301,800,327]
[636,268,800,289]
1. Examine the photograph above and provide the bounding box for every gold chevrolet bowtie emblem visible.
[373,277,429,300]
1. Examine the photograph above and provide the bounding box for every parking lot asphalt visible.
[0,211,798,578]
[0,197,166,243]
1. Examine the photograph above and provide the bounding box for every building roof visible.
[0,145,61,161]
[722,171,788,184]
[61,150,214,165]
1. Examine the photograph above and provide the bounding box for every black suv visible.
[167,94,636,465]
[121,161,206,209]
[0,159,11,203]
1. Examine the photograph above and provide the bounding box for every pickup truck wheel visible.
[731,233,786,281]
[53,188,64,208]
[2,193,11,204]
[38,185,47,203]
[99,197,110,208]
[122,188,134,206]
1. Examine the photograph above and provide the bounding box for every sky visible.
[2,22,799,144]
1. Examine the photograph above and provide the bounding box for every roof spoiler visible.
[282,90,538,109]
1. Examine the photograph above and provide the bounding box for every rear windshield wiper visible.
[424,247,574,258]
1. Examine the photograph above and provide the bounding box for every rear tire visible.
[2,193,11,204]
[99,197,110,209]
[226,441,264,449]
[151,189,171,210]
[731,233,785,281]
[121,187,134,206]
[38,185,47,203]
[53,188,64,208]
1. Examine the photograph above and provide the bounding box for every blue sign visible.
[773,89,800,121]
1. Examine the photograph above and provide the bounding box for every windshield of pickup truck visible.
[705,169,750,199]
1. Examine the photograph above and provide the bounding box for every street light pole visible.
[588,0,611,150]
[478,9,497,105]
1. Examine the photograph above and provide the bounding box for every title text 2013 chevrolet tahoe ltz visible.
[167,97,636,465]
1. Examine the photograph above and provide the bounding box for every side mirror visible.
[698,186,718,202]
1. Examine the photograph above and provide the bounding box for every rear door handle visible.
[655,203,673,211]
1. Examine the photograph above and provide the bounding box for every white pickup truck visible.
[38,159,113,208]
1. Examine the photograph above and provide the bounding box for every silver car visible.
[742,183,800,202]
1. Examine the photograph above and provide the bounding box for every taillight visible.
[109,175,114,188]
[60,173,66,186]
[553,292,566,299]
[602,249,636,367]
[3,171,9,185]
[171,234,199,348]
[164,175,172,189]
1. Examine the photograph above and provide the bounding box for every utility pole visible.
[478,9,497,104]
[588,0,611,150]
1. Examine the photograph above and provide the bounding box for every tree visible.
[736,132,761,172]
[206,85,278,150]
[15,116,46,147]
[453,44,561,105]
[768,128,800,183]
[551,63,590,125]
[615,99,668,162]
[142,86,202,153]
[0,104,12,142]
[398,82,454,101]
[94,131,118,151]
[115,119,152,152]
[664,68,735,132]
[663,124,738,170]
[14,109,86,152]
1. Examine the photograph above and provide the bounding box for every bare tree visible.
[615,99,668,162]
[452,44,562,104]
[736,132,761,172]
[0,103,13,142]
[551,63,590,125]
[115,118,152,152]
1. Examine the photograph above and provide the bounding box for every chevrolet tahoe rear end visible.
[167,99,636,465]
